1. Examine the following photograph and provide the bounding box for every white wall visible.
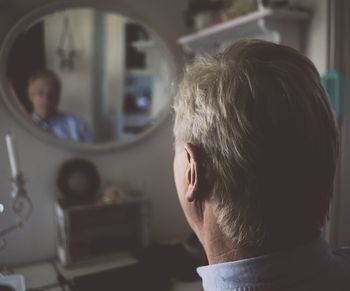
[0,0,189,266]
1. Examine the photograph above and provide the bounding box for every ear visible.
[184,143,200,203]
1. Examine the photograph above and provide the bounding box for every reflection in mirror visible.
[6,8,172,144]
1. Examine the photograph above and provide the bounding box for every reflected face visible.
[28,78,59,120]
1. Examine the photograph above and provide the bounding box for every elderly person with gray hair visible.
[28,69,92,142]
[173,40,350,291]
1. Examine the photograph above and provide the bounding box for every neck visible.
[197,204,321,265]
[34,111,57,121]
[198,205,257,264]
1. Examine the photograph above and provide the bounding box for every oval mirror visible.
[1,6,175,149]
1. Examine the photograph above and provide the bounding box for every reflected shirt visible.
[197,237,350,291]
[32,112,92,142]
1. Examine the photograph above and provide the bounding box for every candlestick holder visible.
[0,173,32,251]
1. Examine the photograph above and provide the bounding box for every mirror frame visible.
[0,0,178,152]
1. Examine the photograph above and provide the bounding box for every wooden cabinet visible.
[55,199,150,266]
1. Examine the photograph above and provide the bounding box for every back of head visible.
[174,39,339,249]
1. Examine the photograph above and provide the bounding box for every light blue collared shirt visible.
[32,112,92,143]
[197,238,350,291]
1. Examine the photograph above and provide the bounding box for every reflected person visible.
[173,40,350,291]
[28,69,92,142]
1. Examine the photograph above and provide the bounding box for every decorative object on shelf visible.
[56,13,78,71]
[186,0,260,31]
[193,10,213,31]
[56,158,101,205]
[257,0,289,10]
[1,133,32,251]
[226,0,258,20]
[185,0,232,31]
[102,184,126,204]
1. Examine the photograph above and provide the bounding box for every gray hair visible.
[173,39,339,248]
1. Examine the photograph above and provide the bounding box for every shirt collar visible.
[197,237,332,290]
[32,112,62,126]
[32,113,51,129]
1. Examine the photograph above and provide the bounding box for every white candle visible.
[5,132,20,178]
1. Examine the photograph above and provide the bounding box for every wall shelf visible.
[178,8,310,54]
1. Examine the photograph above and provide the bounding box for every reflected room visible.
[7,8,172,144]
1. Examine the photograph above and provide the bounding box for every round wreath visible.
[57,158,100,203]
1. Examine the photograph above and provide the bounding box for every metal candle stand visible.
[1,132,32,252]
[0,172,32,251]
